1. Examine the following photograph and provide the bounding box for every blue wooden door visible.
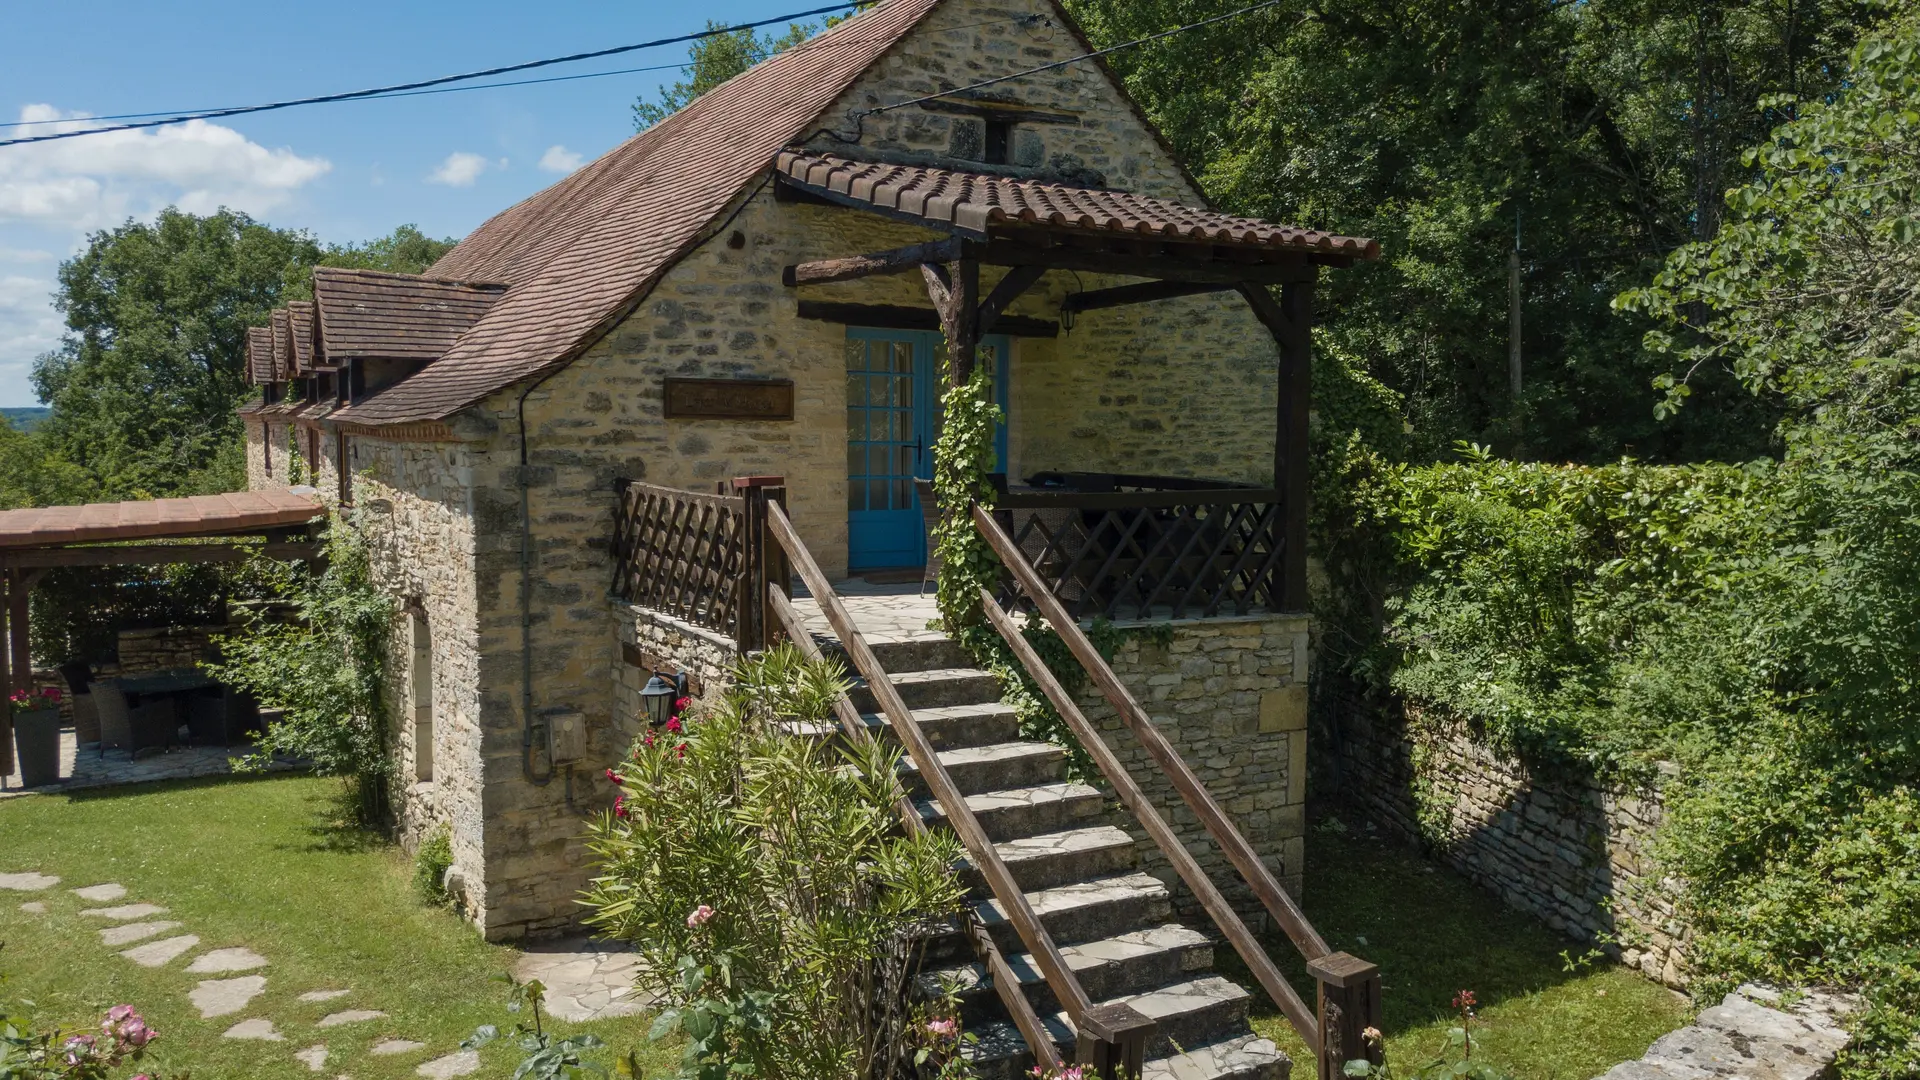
[846,329,1008,572]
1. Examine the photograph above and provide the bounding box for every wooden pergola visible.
[0,491,322,774]
[773,152,1379,612]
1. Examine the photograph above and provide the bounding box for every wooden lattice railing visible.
[995,483,1288,621]
[611,480,750,644]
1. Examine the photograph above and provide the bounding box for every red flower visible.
[613,794,629,819]
[676,742,687,759]
[642,731,656,748]
[1452,989,1477,1013]
[674,696,691,711]
[664,717,683,734]
[604,768,623,786]
[40,686,61,703]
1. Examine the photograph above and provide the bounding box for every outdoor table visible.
[117,669,219,754]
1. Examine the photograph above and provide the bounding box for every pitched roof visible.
[287,301,317,373]
[311,267,508,362]
[246,327,275,385]
[330,0,950,426]
[775,152,1380,259]
[271,308,294,382]
[0,491,322,550]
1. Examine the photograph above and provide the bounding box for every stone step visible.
[817,634,973,676]
[1142,1033,1291,1080]
[917,923,1214,1019]
[850,667,1002,713]
[914,781,1107,842]
[960,825,1140,894]
[969,872,1174,956]
[899,741,1065,798]
[786,702,1022,753]
[962,977,1266,1080]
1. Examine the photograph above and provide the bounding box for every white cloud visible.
[0,274,62,405]
[538,145,584,175]
[0,248,53,263]
[0,104,332,229]
[427,151,492,187]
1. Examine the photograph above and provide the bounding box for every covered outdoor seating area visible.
[0,490,321,790]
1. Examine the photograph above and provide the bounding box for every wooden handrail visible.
[998,487,1280,511]
[763,502,1094,1069]
[977,585,1321,1049]
[977,502,1333,961]
[765,586,1063,1071]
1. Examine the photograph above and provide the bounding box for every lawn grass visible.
[0,774,681,1080]
[1237,819,1690,1080]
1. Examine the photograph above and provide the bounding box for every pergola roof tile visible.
[0,491,323,550]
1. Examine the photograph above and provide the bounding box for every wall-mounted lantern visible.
[641,671,688,728]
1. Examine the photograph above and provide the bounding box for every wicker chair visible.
[914,478,942,595]
[92,680,132,756]
[70,692,101,746]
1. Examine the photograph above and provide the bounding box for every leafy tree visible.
[1064,0,1881,462]
[31,207,322,500]
[631,13,868,130]
[283,224,458,297]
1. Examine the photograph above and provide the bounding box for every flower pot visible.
[12,708,62,788]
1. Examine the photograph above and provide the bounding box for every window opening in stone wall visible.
[985,119,1012,165]
[411,608,433,783]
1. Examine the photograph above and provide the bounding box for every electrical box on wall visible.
[546,710,587,764]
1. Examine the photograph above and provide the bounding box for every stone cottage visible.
[239,0,1380,1072]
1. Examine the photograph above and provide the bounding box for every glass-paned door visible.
[846,329,1009,572]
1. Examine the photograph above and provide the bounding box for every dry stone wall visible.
[1077,614,1310,925]
[1331,702,1689,987]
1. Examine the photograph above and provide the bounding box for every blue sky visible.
[0,0,824,407]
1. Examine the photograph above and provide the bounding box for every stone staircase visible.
[802,595,1289,1080]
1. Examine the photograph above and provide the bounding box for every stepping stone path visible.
[317,1009,388,1027]
[298,989,352,1003]
[1593,984,1855,1080]
[0,872,59,890]
[121,934,200,967]
[223,1018,285,1041]
[295,1045,329,1071]
[514,937,649,1022]
[372,1039,427,1056]
[81,903,166,920]
[71,882,127,902]
[191,975,268,1018]
[100,920,183,946]
[18,901,45,914]
[187,947,269,973]
[416,1049,482,1078]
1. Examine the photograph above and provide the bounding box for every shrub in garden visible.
[1,961,171,1080]
[583,645,966,1080]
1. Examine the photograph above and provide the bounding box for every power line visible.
[0,2,861,148]
[856,0,1286,119]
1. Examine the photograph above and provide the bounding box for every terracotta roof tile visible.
[332,0,948,426]
[312,267,508,362]
[774,152,1381,259]
[287,301,317,374]
[0,490,323,550]
[269,309,292,382]
[246,327,275,385]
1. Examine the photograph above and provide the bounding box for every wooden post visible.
[923,255,981,386]
[1238,280,1315,613]
[1310,952,1383,1080]
[7,568,27,694]
[0,571,13,779]
[1076,1000,1155,1079]
[732,476,787,652]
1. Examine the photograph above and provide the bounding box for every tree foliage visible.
[631,21,822,130]
[1065,0,1882,462]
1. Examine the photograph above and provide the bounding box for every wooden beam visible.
[7,568,28,695]
[1062,280,1236,314]
[978,264,1047,336]
[933,258,981,386]
[981,238,1319,286]
[782,238,966,287]
[1238,281,1314,612]
[796,301,1057,338]
[0,542,321,570]
[921,262,955,323]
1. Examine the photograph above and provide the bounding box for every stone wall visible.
[614,604,739,725]
[1330,702,1689,987]
[1077,614,1310,925]
[115,625,225,675]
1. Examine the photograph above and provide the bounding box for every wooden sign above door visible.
[662,377,795,421]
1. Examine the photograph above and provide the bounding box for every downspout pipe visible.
[516,367,565,786]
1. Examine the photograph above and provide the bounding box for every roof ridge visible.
[312,265,511,290]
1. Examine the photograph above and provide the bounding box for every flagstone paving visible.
[513,936,650,1022]
[295,1044,329,1071]
[298,989,352,1003]
[191,975,268,1018]
[317,1009,389,1027]
[416,1048,482,1078]
[100,919,183,946]
[0,872,59,890]
[80,902,166,920]
[18,901,46,914]
[372,1039,427,1056]
[71,883,127,902]
[223,1018,285,1041]
[121,934,201,967]
[186,946,269,973]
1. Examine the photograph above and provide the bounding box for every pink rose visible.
[926,1017,957,1039]
[686,904,715,929]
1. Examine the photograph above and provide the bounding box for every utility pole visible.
[1508,208,1523,403]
